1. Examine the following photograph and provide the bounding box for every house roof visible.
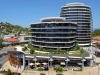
[92,36,100,40]
[5,37,19,42]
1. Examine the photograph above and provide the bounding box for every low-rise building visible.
[3,33,15,40]
[18,34,31,43]
[92,36,100,49]
[4,37,19,45]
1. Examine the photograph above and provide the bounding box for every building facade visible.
[60,2,92,46]
[92,36,100,49]
[30,17,77,49]
[18,34,31,43]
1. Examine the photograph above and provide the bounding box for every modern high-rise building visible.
[30,17,77,49]
[60,2,92,46]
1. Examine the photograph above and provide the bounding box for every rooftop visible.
[92,36,100,40]
[62,2,90,8]
[5,37,19,42]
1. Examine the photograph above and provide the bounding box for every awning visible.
[60,62,65,65]
[35,62,40,65]
[29,63,34,66]
[42,62,47,65]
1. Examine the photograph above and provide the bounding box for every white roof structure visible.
[14,46,23,52]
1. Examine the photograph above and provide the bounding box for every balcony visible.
[32,40,75,43]
[32,43,75,48]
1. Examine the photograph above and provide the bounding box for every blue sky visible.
[0,0,100,29]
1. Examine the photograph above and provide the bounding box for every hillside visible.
[92,29,100,37]
[0,22,30,36]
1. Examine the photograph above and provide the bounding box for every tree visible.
[80,48,84,54]
[55,66,63,75]
[0,38,4,48]
[92,29,100,36]
[0,22,30,36]
[30,48,35,54]
[5,69,12,75]
[28,43,33,48]
[75,44,80,51]
[22,46,27,51]
[56,48,62,54]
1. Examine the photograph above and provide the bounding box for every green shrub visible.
[30,48,35,54]
[37,67,44,71]
[55,66,63,75]
[5,69,12,75]
[21,44,24,46]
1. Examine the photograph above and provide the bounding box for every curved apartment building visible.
[30,17,77,49]
[60,3,92,46]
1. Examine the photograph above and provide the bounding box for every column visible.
[28,59,30,66]
[23,54,25,69]
[90,60,93,67]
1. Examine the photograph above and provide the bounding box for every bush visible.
[20,44,24,46]
[55,66,63,75]
[5,69,12,75]
[30,48,35,54]
[37,67,44,71]
[28,43,33,48]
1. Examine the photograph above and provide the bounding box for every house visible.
[92,36,100,49]
[4,37,19,45]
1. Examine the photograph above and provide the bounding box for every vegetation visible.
[55,66,63,75]
[80,48,89,57]
[5,69,12,75]
[0,38,4,48]
[21,43,89,57]
[28,43,33,48]
[37,67,44,71]
[92,29,100,36]
[39,47,44,51]
[0,64,2,68]
[75,44,81,51]
[22,46,28,51]
[30,48,35,54]
[0,22,30,35]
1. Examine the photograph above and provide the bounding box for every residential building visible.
[30,17,77,49]
[60,2,92,46]
[4,37,19,45]
[3,33,15,40]
[92,36,100,49]
[18,34,31,43]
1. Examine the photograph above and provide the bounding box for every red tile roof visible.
[92,36,100,40]
[5,37,19,42]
